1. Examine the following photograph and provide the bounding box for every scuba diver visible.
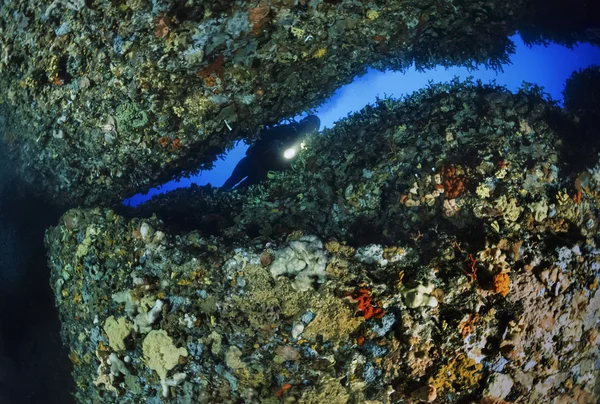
[222,115,321,189]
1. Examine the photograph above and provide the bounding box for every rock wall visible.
[46,80,600,403]
[0,0,542,205]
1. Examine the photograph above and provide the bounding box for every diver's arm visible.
[222,156,251,189]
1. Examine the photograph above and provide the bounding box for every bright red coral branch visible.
[348,288,385,320]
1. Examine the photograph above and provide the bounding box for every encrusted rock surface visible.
[2,0,594,205]
[46,80,600,403]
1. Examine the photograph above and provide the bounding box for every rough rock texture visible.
[2,0,598,206]
[46,81,600,403]
[129,79,579,244]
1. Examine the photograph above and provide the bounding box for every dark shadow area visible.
[561,65,600,174]
[0,148,74,403]
[519,0,600,47]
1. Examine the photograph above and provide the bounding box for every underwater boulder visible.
[46,80,600,402]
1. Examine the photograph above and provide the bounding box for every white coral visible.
[45,0,85,16]
[134,299,164,333]
[160,373,187,398]
[269,235,328,291]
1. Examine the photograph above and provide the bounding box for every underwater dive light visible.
[283,147,297,159]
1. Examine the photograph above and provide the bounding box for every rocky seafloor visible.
[44,77,600,403]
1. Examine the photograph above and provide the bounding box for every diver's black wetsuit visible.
[222,115,321,189]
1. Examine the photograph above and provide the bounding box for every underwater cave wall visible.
[45,80,600,403]
[0,0,577,206]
